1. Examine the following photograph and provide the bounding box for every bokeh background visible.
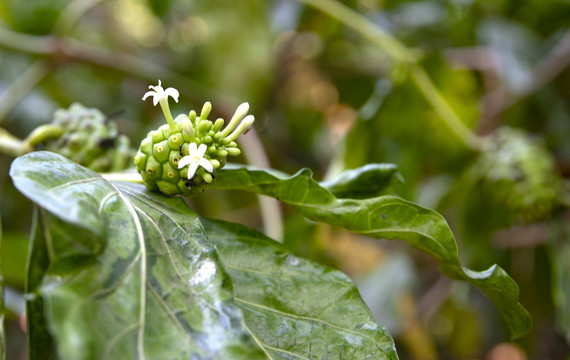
[1,0,570,359]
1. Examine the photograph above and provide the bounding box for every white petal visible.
[199,158,214,173]
[142,90,156,101]
[187,163,199,179]
[153,96,160,106]
[164,87,179,103]
[196,143,207,157]
[178,155,193,169]
[188,142,198,155]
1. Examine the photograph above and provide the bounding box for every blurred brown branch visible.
[0,26,228,112]
[493,223,549,249]
[447,31,570,134]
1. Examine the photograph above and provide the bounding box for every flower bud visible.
[226,147,241,156]
[200,101,212,120]
[227,115,255,141]
[181,117,194,141]
[213,118,224,132]
[199,120,213,132]
[221,102,249,137]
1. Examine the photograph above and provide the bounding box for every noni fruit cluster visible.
[476,127,560,222]
[41,103,134,172]
[135,80,254,196]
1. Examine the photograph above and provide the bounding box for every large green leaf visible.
[202,218,399,360]
[211,164,533,338]
[320,163,402,199]
[10,151,401,360]
[10,151,266,360]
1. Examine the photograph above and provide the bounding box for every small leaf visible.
[321,163,402,199]
[202,218,399,360]
[26,209,57,360]
[10,151,266,360]
[212,165,533,338]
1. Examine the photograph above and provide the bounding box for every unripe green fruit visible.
[42,103,135,172]
[135,104,248,197]
[476,127,561,223]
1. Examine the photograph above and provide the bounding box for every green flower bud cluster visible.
[41,103,134,172]
[135,99,253,197]
[476,127,560,223]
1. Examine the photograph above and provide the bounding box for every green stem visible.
[0,128,32,157]
[23,124,64,147]
[0,60,52,124]
[159,99,177,131]
[410,66,483,151]
[297,0,416,64]
[0,27,53,55]
[295,0,483,151]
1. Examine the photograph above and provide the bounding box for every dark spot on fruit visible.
[381,214,387,219]
[179,145,183,156]
[99,137,117,149]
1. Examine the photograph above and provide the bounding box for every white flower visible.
[178,143,214,179]
[142,80,179,106]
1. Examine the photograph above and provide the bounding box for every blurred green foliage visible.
[1,0,569,358]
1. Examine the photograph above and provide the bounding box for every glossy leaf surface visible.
[212,165,533,338]
[10,152,265,360]
[203,218,399,360]
[321,163,402,199]
[10,151,400,360]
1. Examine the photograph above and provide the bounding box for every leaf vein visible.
[234,297,383,351]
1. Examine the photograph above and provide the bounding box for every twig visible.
[417,276,452,321]
[493,224,549,249]
[295,0,483,152]
[297,0,416,64]
[0,27,53,55]
[0,128,32,157]
[410,66,483,150]
[0,27,226,107]
[0,60,52,124]
[480,31,570,129]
